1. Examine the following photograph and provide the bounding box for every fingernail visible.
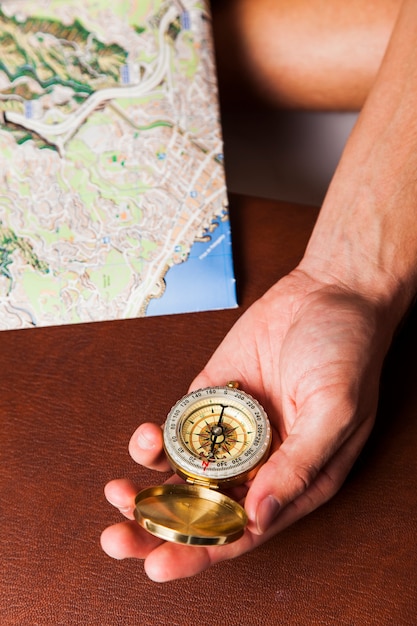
[256,496,281,534]
[137,425,156,450]
[106,496,127,511]
[117,506,131,515]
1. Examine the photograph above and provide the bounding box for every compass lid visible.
[134,483,248,546]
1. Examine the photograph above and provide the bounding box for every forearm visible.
[301,0,417,325]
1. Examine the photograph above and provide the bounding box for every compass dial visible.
[182,404,253,461]
[164,384,271,488]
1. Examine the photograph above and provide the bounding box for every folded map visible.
[0,0,236,329]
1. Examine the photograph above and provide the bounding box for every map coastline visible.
[146,214,236,316]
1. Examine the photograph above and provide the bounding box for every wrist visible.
[299,229,416,336]
[300,182,417,334]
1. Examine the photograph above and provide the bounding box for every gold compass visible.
[134,382,271,546]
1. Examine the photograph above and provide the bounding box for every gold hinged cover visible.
[134,483,248,546]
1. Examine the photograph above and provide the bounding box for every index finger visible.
[129,422,171,472]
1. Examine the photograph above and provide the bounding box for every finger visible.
[101,498,263,581]
[246,414,374,535]
[245,376,376,532]
[102,481,273,581]
[128,422,171,472]
[144,542,212,582]
[143,527,261,582]
[101,522,255,581]
[104,478,139,519]
[104,472,187,518]
[254,420,372,542]
[100,520,163,560]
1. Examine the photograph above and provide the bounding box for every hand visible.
[101,268,394,581]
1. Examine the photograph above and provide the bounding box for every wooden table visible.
[1,195,416,625]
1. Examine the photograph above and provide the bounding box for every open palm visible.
[101,268,392,581]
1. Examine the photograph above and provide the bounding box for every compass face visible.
[164,385,271,487]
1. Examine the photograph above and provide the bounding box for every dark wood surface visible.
[1,194,416,625]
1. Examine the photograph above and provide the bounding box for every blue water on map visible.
[146,217,237,316]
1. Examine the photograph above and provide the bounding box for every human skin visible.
[101,0,417,581]
[211,0,402,110]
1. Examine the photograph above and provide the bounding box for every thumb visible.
[244,398,372,535]
[244,431,327,535]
